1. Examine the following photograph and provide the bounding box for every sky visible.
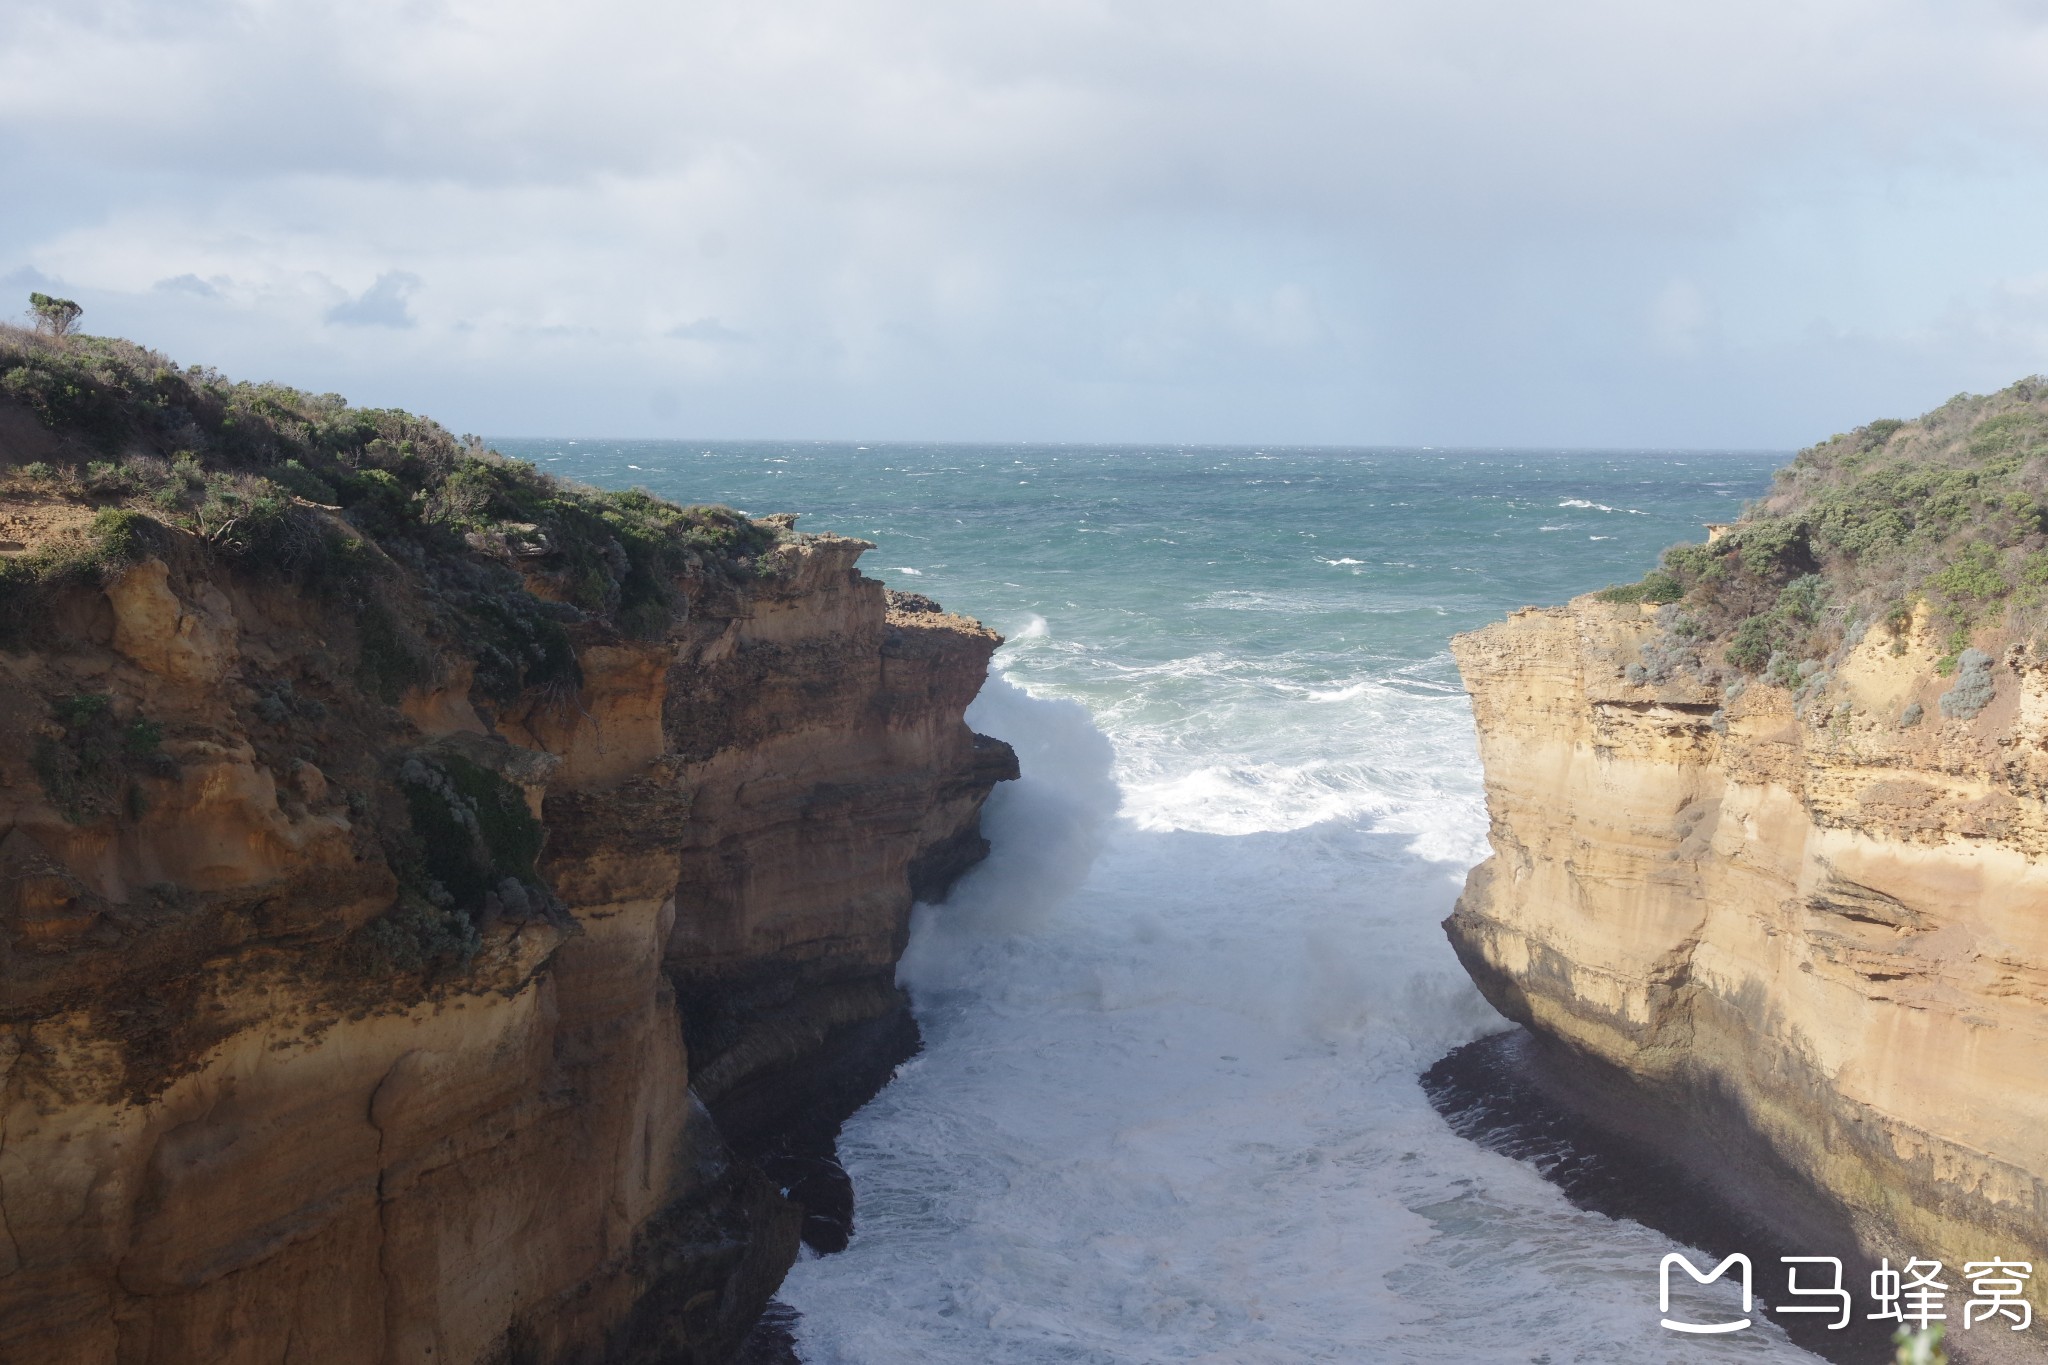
[6,0,2048,446]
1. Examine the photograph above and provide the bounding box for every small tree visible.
[28,292,82,338]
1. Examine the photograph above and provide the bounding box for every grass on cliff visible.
[0,323,785,665]
[1,321,794,989]
[29,690,176,825]
[1596,377,2048,689]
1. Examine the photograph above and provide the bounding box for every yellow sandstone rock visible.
[1450,594,2048,1334]
[0,532,1012,1364]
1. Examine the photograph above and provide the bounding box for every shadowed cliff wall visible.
[0,515,1013,1363]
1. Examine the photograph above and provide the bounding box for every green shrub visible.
[123,716,163,755]
[270,458,339,504]
[1602,376,2048,685]
[1596,569,1684,605]
[354,600,432,703]
[345,891,481,976]
[193,475,321,566]
[1661,542,1718,581]
[0,323,782,696]
[1722,575,1828,678]
[1724,518,1813,577]
[400,751,544,913]
[1931,542,2006,603]
[1726,615,1773,673]
[1936,625,1972,675]
[30,693,165,824]
[0,507,160,644]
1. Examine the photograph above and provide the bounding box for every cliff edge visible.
[1448,379,2048,1352]
[0,325,1016,1363]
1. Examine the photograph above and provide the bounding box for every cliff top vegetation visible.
[1595,376,2048,689]
[0,316,803,1002]
[0,319,784,676]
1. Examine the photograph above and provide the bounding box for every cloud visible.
[1649,280,1717,358]
[1,265,56,291]
[326,271,420,328]
[1,1,2047,443]
[154,273,222,298]
[667,317,748,343]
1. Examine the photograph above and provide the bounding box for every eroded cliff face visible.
[0,526,1013,1363]
[1450,597,2048,1316]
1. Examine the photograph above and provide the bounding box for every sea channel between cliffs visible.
[24,323,2029,1365]
[538,435,1838,1364]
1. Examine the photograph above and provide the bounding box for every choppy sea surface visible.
[500,440,1808,1363]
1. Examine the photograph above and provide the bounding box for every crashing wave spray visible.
[782,648,1814,1362]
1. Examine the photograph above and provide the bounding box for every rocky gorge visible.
[0,326,1015,1363]
[1446,381,2048,1357]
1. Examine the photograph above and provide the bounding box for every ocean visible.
[500,439,1810,1363]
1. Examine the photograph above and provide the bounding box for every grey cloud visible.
[7,0,2045,222]
[327,272,420,328]
[4,2,2048,445]
[155,273,222,298]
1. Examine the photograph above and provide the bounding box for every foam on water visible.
[780,643,1810,1363]
[499,439,1805,1361]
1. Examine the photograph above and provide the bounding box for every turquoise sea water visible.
[504,441,1805,1363]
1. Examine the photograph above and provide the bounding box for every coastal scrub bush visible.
[338,749,555,981]
[29,692,170,824]
[0,322,786,692]
[1938,648,1995,719]
[346,891,482,976]
[1722,575,1828,675]
[1605,378,2048,689]
[1595,568,1683,605]
[399,751,544,912]
[0,508,160,646]
[1931,542,2006,605]
[269,458,339,505]
[354,599,434,703]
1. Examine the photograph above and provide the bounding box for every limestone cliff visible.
[0,329,1015,1363]
[1448,384,2048,1355]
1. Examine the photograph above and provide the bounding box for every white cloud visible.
[667,318,749,343]
[3,0,2048,441]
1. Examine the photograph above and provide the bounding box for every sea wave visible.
[782,668,1808,1362]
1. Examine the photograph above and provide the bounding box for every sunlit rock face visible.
[0,529,1011,1365]
[1449,596,2048,1329]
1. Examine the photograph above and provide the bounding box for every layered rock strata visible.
[1448,596,2048,1349]
[0,528,1012,1363]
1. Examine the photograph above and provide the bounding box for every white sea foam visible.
[508,436,1799,1361]
[781,664,1815,1363]
[1558,498,1648,515]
